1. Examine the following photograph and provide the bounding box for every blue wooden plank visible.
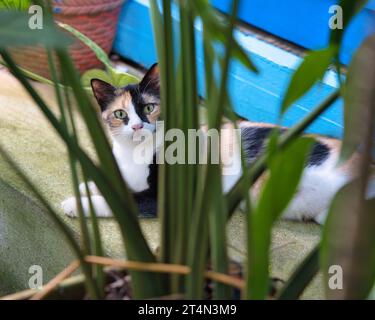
[113,0,344,138]
[114,0,157,67]
[211,0,375,65]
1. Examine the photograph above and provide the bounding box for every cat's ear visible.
[91,79,116,112]
[139,63,160,93]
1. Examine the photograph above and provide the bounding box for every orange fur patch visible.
[102,92,132,130]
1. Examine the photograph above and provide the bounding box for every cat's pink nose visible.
[132,123,143,131]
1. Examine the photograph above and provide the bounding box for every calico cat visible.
[61,63,372,224]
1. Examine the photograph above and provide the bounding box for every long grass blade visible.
[60,65,105,297]
[47,49,93,265]
[277,244,320,300]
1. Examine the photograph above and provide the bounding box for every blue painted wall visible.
[211,0,375,65]
[114,0,344,138]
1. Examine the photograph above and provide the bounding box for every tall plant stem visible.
[186,0,240,299]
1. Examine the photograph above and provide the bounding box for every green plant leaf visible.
[108,69,140,87]
[329,1,368,88]
[57,22,112,69]
[59,23,140,87]
[0,10,71,47]
[321,39,375,298]
[277,244,320,300]
[281,47,335,114]
[247,136,314,299]
[0,144,99,299]
[260,136,314,221]
[339,34,375,163]
[81,69,112,88]
[321,182,375,299]
[0,0,31,10]
[329,0,369,49]
[192,0,257,73]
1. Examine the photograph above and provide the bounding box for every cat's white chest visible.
[119,161,150,193]
[112,141,151,193]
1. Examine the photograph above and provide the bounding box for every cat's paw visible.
[79,181,100,196]
[61,197,79,218]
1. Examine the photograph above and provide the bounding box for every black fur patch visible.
[240,126,330,167]
[241,127,276,164]
[308,141,330,166]
[127,84,152,124]
[91,79,117,112]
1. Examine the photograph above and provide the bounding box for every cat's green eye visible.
[143,104,156,115]
[114,110,127,119]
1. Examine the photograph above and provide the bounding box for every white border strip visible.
[235,31,339,88]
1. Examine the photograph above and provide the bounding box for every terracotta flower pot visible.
[9,0,124,79]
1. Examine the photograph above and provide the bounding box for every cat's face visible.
[91,63,161,141]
